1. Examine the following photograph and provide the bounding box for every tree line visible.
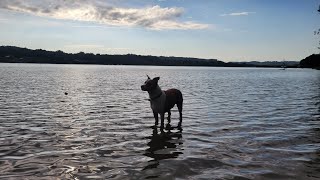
[0,46,248,67]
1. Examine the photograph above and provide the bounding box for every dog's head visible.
[141,75,160,91]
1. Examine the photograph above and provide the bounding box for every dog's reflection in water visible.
[143,126,183,170]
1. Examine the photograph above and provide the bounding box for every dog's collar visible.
[149,92,163,101]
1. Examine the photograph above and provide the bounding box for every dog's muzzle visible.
[141,85,147,91]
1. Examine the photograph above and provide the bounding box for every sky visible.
[0,0,319,62]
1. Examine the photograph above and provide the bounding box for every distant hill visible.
[0,46,244,67]
[233,61,299,68]
[300,54,320,69]
[0,46,299,68]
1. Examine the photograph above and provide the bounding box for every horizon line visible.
[0,45,301,63]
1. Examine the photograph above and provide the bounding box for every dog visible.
[141,75,183,130]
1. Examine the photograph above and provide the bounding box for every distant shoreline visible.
[0,62,303,70]
[0,46,300,68]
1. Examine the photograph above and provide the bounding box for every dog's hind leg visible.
[177,101,183,128]
[167,110,171,123]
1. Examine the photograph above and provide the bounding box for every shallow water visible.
[0,63,319,179]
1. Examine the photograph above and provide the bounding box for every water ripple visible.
[0,64,319,179]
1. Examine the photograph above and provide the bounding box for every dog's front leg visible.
[153,111,159,126]
[165,110,172,130]
[160,113,165,130]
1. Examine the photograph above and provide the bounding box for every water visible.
[0,63,319,180]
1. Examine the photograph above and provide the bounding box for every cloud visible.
[220,12,255,16]
[0,0,208,30]
[64,44,105,49]
[0,18,8,22]
[63,44,133,54]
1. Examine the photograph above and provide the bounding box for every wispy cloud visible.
[0,17,8,23]
[63,44,133,54]
[64,44,105,49]
[220,12,256,16]
[0,0,209,30]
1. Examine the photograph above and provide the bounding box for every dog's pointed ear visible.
[154,77,160,81]
[147,75,151,79]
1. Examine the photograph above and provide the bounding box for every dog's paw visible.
[149,125,157,129]
[165,124,172,130]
